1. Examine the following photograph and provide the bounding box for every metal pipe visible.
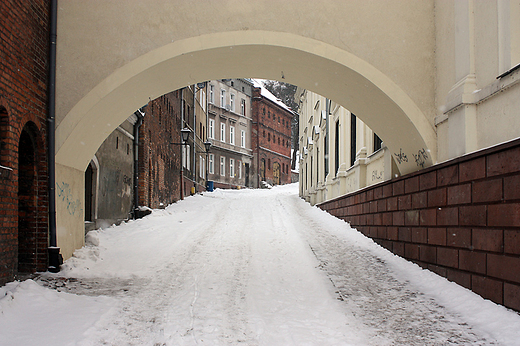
[132,109,144,218]
[47,0,62,272]
[193,85,197,194]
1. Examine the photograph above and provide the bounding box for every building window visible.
[209,154,214,174]
[183,145,191,169]
[241,130,246,148]
[268,158,271,170]
[268,133,271,142]
[273,135,276,143]
[220,122,226,142]
[374,133,383,152]
[241,99,246,115]
[263,130,266,137]
[220,89,226,108]
[220,156,225,176]
[209,118,215,139]
[230,126,235,145]
[268,111,270,118]
[209,85,214,104]
[230,94,235,112]
[230,158,235,177]
[263,108,265,115]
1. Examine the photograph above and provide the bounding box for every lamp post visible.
[171,127,192,200]
[204,140,212,190]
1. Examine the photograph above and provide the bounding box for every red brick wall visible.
[319,138,520,311]
[138,92,183,208]
[252,88,292,186]
[0,1,50,285]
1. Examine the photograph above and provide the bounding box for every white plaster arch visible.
[56,30,436,175]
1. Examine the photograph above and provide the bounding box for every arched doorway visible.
[272,162,281,185]
[17,125,37,273]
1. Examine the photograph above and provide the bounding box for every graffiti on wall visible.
[56,181,83,216]
[394,148,408,164]
[372,170,383,181]
[413,148,429,168]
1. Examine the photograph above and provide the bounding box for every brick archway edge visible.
[318,138,520,312]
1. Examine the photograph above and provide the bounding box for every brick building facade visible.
[0,1,51,285]
[252,81,294,187]
[138,91,183,209]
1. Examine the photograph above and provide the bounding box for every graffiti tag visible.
[394,148,408,164]
[372,170,383,181]
[56,181,83,216]
[413,148,429,168]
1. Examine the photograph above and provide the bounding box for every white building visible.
[296,89,398,205]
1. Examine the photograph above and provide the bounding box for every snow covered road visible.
[2,184,520,345]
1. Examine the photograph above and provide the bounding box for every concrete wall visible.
[319,139,520,312]
[87,119,135,230]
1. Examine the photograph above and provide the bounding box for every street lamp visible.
[204,140,212,191]
[181,127,191,144]
[172,127,192,200]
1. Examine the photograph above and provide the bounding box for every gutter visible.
[47,0,62,272]
[132,108,144,218]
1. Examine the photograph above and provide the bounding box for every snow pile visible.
[0,280,115,346]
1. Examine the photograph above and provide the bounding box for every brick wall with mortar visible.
[252,87,293,186]
[0,1,50,285]
[138,91,182,209]
[319,138,520,311]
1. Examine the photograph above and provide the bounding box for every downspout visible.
[180,88,184,200]
[192,85,197,194]
[132,109,144,219]
[47,0,62,272]
[325,98,330,179]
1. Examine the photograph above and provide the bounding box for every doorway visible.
[18,127,37,273]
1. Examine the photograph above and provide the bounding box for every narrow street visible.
[2,184,520,345]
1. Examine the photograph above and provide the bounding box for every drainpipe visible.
[47,0,62,272]
[180,88,184,200]
[132,109,144,219]
[192,85,197,194]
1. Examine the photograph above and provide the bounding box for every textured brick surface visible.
[487,147,520,177]
[459,157,486,182]
[437,165,458,187]
[488,203,520,227]
[459,250,486,274]
[318,138,520,312]
[504,283,520,311]
[487,254,520,283]
[472,179,503,203]
[447,184,471,205]
[447,228,471,248]
[0,0,50,285]
[472,228,503,252]
[472,275,503,304]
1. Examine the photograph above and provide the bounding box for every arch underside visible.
[56,31,436,175]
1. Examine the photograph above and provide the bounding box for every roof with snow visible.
[251,79,294,113]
